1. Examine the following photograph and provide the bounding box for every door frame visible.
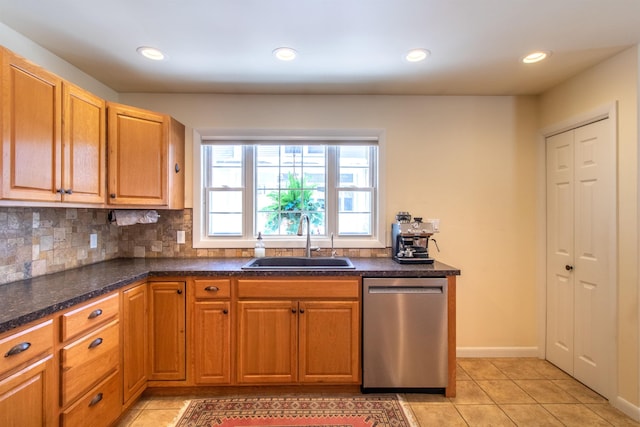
[537,102,618,401]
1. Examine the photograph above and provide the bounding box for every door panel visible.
[546,130,574,373]
[572,120,613,395]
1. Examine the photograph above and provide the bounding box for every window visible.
[193,131,385,249]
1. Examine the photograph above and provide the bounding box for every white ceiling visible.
[1,0,639,95]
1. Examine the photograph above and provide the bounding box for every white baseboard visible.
[613,396,640,422]
[456,347,540,358]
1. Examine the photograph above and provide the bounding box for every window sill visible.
[192,236,386,249]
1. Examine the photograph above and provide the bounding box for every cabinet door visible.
[148,281,185,381]
[0,355,55,426]
[122,283,148,403]
[1,48,62,201]
[107,103,168,206]
[237,301,297,383]
[299,301,360,383]
[193,301,231,384]
[62,82,106,204]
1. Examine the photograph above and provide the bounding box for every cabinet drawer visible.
[193,279,231,299]
[237,278,360,299]
[0,319,53,377]
[61,369,121,427]
[60,320,119,406]
[61,293,119,341]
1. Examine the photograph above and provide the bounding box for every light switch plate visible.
[89,233,98,249]
[177,230,186,244]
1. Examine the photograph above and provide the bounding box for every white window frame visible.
[192,128,386,249]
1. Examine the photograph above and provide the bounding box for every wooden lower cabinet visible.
[0,355,55,427]
[148,281,186,381]
[236,277,361,385]
[192,301,231,384]
[298,301,360,383]
[237,300,298,384]
[122,282,148,404]
[0,318,55,426]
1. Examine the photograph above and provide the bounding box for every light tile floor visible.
[116,358,640,426]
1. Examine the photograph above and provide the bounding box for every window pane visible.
[256,167,280,189]
[338,213,371,235]
[208,191,242,213]
[338,190,371,235]
[211,168,242,187]
[208,214,242,235]
[339,146,370,166]
[338,146,371,188]
[204,145,243,187]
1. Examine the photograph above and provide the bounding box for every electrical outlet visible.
[89,233,98,249]
[177,230,186,244]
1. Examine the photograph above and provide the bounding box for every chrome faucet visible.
[297,214,312,257]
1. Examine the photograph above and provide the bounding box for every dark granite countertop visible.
[0,257,460,335]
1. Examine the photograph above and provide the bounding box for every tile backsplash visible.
[0,207,390,286]
[0,207,119,284]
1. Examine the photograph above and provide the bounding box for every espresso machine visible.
[392,212,439,264]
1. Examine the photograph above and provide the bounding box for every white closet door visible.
[572,119,613,395]
[546,129,575,373]
[546,118,614,398]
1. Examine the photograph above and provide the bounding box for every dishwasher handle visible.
[367,286,444,294]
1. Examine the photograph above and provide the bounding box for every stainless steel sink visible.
[241,256,355,270]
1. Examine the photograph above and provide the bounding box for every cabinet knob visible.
[222,309,228,315]
[177,289,183,295]
[88,309,103,319]
[65,189,73,194]
[175,163,181,173]
[4,342,31,357]
[57,188,65,194]
[291,308,297,314]
[88,337,103,349]
[299,308,305,314]
[88,392,103,407]
[110,193,116,198]
[565,265,574,271]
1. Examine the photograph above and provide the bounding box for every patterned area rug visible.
[172,394,417,427]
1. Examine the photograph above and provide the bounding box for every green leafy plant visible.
[263,173,323,235]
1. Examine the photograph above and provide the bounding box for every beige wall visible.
[0,23,118,101]
[539,46,639,406]
[120,92,541,352]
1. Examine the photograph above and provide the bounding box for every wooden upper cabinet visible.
[107,102,184,208]
[1,47,62,202]
[0,47,105,204]
[62,82,106,204]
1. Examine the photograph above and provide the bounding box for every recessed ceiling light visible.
[522,51,551,64]
[405,48,430,62]
[273,47,297,61]
[137,46,166,61]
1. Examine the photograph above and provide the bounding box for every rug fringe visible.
[396,394,420,427]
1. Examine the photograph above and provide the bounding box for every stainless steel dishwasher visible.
[362,277,447,391]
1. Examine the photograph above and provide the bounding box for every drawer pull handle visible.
[88,309,103,319]
[89,393,103,407]
[88,338,103,349]
[204,286,219,292]
[4,342,31,357]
